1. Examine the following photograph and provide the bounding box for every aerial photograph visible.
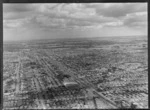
[3,3,148,109]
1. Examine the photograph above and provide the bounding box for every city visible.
[3,36,148,109]
[3,3,148,109]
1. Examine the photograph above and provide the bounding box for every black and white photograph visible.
[3,2,148,109]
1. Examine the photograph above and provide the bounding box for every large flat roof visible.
[63,81,78,86]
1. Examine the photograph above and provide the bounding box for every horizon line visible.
[3,34,147,42]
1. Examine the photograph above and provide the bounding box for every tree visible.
[130,102,137,109]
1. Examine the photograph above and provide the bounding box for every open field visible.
[3,36,148,109]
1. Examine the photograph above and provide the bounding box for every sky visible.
[3,3,147,41]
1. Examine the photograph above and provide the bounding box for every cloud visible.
[3,4,39,20]
[3,3,147,41]
[86,3,147,18]
[103,21,123,27]
[3,4,38,13]
[32,3,121,29]
[3,17,31,28]
[35,15,66,28]
[3,3,147,30]
[123,12,147,28]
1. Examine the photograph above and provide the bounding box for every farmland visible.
[3,36,148,109]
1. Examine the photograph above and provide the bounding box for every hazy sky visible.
[3,3,147,41]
